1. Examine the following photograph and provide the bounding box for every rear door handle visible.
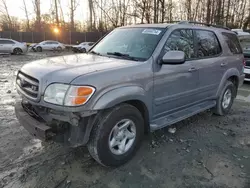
[221,62,228,67]
[188,67,197,72]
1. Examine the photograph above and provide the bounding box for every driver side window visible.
[162,29,195,59]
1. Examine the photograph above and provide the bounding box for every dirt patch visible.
[0,54,250,188]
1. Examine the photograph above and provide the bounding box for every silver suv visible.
[15,21,245,167]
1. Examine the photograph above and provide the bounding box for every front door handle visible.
[188,67,197,72]
[221,62,228,67]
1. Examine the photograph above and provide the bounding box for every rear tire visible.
[13,48,23,55]
[87,104,144,167]
[213,81,236,116]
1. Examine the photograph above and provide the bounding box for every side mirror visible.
[161,51,185,64]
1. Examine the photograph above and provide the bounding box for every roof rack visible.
[178,21,230,30]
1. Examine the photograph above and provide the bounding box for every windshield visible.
[239,36,250,53]
[90,27,165,61]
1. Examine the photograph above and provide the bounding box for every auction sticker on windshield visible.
[142,29,162,35]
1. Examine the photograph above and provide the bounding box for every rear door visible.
[222,32,244,74]
[42,42,50,50]
[52,41,59,48]
[192,29,224,100]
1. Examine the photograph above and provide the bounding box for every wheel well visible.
[228,76,239,88]
[125,100,150,133]
[13,47,22,51]
[228,75,239,96]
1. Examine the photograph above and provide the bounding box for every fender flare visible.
[216,68,240,97]
[78,86,150,145]
[92,86,150,111]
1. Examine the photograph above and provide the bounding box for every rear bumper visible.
[244,68,250,81]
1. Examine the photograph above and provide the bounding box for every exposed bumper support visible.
[15,101,95,147]
[15,101,54,141]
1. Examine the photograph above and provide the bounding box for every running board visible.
[150,100,216,131]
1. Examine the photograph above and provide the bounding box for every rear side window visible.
[222,32,243,54]
[0,40,14,44]
[163,29,195,59]
[196,30,222,57]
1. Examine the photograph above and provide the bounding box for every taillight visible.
[243,59,246,67]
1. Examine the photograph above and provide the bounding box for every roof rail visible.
[178,21,230,30]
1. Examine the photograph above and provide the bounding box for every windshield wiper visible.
[107,52,139,61]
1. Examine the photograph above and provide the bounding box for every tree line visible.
[0,0,249,33]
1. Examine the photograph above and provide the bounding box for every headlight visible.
[44,84,95,106]
[44,84,69,105]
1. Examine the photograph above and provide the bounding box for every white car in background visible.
[0,38,27,55]
[238,34,250,81]
[72,42,95,53]
[34,40,65,52]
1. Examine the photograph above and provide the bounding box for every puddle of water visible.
[18,139,43,160]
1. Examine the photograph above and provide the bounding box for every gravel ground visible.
[0,52,250,188]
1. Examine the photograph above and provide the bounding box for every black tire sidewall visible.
[218,81,236,115]
[37,47,42,52]
[14,48,22,55]
[92,105,144,166]
[81,48,86,53]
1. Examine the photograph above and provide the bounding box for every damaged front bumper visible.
[15,100,97,147]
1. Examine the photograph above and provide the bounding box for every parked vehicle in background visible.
[0,38,27,55]
[72,42,95,53]
[34,40,65,52]
[238,34,250,81]
[15,21,244,167]
[232,29,250,36]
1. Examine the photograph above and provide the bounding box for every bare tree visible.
[243,6,250,29]
[0,0,12,29]
[21,0,30,31]
[58,0,65,25]
[186,0,192,20]
[54,0,59,26]
[69,0,78,31]
[206,0,211,23]
[33,0,41,31]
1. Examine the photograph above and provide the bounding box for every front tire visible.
[87,104,144,167]
[81,48,86,53]
[213,81,236,116]
[57,46,62,52]
[36,46,42,52]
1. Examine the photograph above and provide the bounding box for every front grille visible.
[245,59,250,67]
[16,71,39,99]
[245,74,250,79]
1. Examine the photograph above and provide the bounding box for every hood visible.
[20,54,135,85]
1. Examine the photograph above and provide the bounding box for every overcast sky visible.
[6,0,89,22]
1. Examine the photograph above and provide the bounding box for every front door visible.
[153,29,199,119]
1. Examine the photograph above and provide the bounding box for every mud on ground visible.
[0,52,250,188]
